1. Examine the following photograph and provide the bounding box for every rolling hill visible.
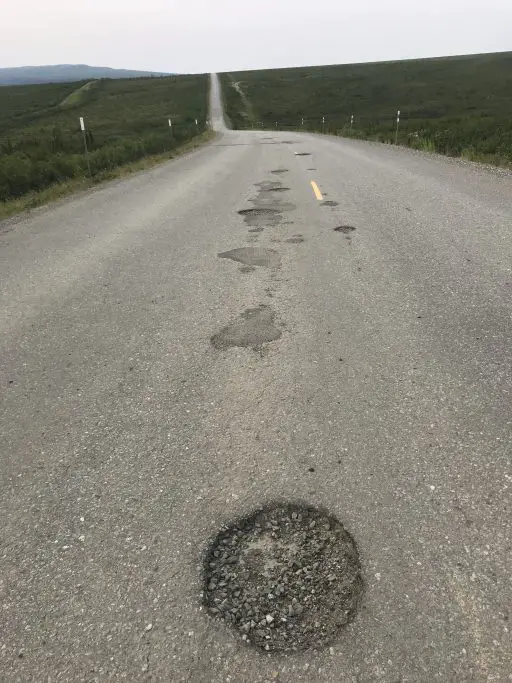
[0,64,171,86]
[0,74,208,205]
[220,51,512,165]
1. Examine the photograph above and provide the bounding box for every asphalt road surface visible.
[1,74,511,682]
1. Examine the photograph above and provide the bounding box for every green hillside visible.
[0,75,208,203]
[220,52,512,165]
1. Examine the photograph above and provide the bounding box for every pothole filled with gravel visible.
[321,200,339,207]
[203,502,364,652]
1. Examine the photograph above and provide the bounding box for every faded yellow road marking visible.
[310,181,323,201]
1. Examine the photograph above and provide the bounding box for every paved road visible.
[1,74,511,682]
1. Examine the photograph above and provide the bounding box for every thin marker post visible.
[80,117,91,176]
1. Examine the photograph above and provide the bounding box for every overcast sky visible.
[2,0,511,73]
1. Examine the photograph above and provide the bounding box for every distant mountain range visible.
[0,64,172,86]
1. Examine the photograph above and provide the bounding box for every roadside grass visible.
[0,130,214,221]
[0,74,210,204]
[220,52,512,166]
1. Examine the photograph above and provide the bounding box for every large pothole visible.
[210,306,282,350]
[218,247,281,269]
[203,502,364,652]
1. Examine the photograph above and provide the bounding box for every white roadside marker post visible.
[395,109,401,145]
[79,116,91,176]
[322,115,325,134]
[350,114,354,133]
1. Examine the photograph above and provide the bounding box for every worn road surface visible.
[1,74,511,682]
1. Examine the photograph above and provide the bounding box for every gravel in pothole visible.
[218,247,281,269]
[210,305,282,350]
[321,200,339,207]
[285,236,305,244]
[334,225,356,234]
[203,502,364,652]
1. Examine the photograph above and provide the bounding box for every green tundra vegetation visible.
[220,52,512,165]
[0,74,209,203]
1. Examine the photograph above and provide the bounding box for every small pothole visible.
[203,502,364,652]
[334,226,356,234]
[295,152,312,156]
[239,208,283,227]
[255,181,283,190]
[271,169,289,174]
[249,200,295,213]
[239,209,281,217]
[264,187,290,193]
[321,201,339,207]
[285,236,305,244]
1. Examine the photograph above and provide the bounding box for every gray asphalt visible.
[1,74,511,682]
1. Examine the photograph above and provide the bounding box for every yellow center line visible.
[310,180,323,201]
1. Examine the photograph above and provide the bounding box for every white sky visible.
[2,0,511,73]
